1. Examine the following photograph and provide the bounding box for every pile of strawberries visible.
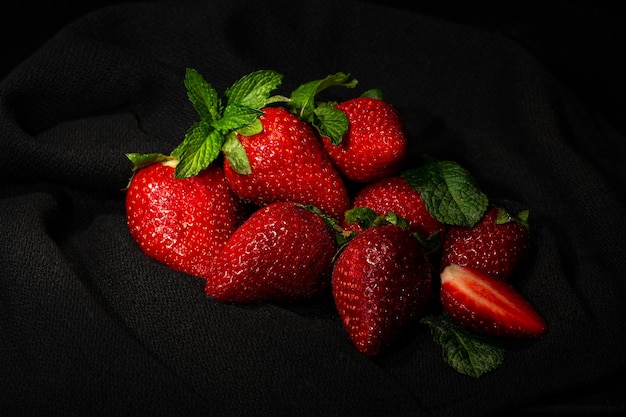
[124,70,546,376]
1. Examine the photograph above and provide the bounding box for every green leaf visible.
[344,207,378,228]
[344,207,410,230]
[184,68,220,122]
[213,103,263,133]
[299,204,355,249]
[495,207,530,230]
[174,121,225,178]
[237,119,263,136]
[360,88,383,100]
[421,315,505,378]
[222,132,251,175]
[402,158,488,227]
[312,106,349,145]
[224,69,284,110]
[287,72,358,120]
[126,152,174,171]
[382,212,410,229]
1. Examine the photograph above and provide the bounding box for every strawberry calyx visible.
[495,206,530,230]
[341,206,446,252]
[126,152,177,172]
[298,204,356,249]
[344,206,411,231]
[122,152,178,190]
[285,72,394,147]
[286,72,368,145]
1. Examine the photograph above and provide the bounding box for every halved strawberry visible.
[440,264,547,338]
[205,202,337,304]
[125,159,246,279]
[332,224,433,356]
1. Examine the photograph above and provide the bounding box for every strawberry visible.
[320,97,408,183]
[223,106,350,220]
[332,224,432,356]
[205,201,337,304]
[125,159,246,279]
[440,264,547,338]
[440,206,529,280]
[343,175,446,244]
[284,74,407,183]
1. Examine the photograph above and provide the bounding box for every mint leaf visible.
[421,315,505,378]
[286,72,356,145]
[213,103,263,133]
[174,121,224,178]
[312,105,349,145]
[173,69,284,178]
[222,132,251,175]
[184,68,220,122]
[224,70,284,110]
[402,158,488,227]
[237,119,263,136]
[287,72,358,121]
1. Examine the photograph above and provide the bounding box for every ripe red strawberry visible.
[440,264,547,338]
[440,206,529,280]
[205,201,337,304]
[320,97,408,183]
[343,176,446,243]
[332,224,432,356]
[223,106,350,220]
[125,160,246,279]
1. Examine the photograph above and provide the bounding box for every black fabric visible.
[1,1,625,416]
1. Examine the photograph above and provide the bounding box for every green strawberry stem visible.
[299,204,354,248]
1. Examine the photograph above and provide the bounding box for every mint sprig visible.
[421,314,505,378]
[170,68,289,178]
[402,157,488,228]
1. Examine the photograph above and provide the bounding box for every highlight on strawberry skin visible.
[440,264,547,339]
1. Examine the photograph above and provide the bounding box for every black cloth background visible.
[1,1,625,416]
